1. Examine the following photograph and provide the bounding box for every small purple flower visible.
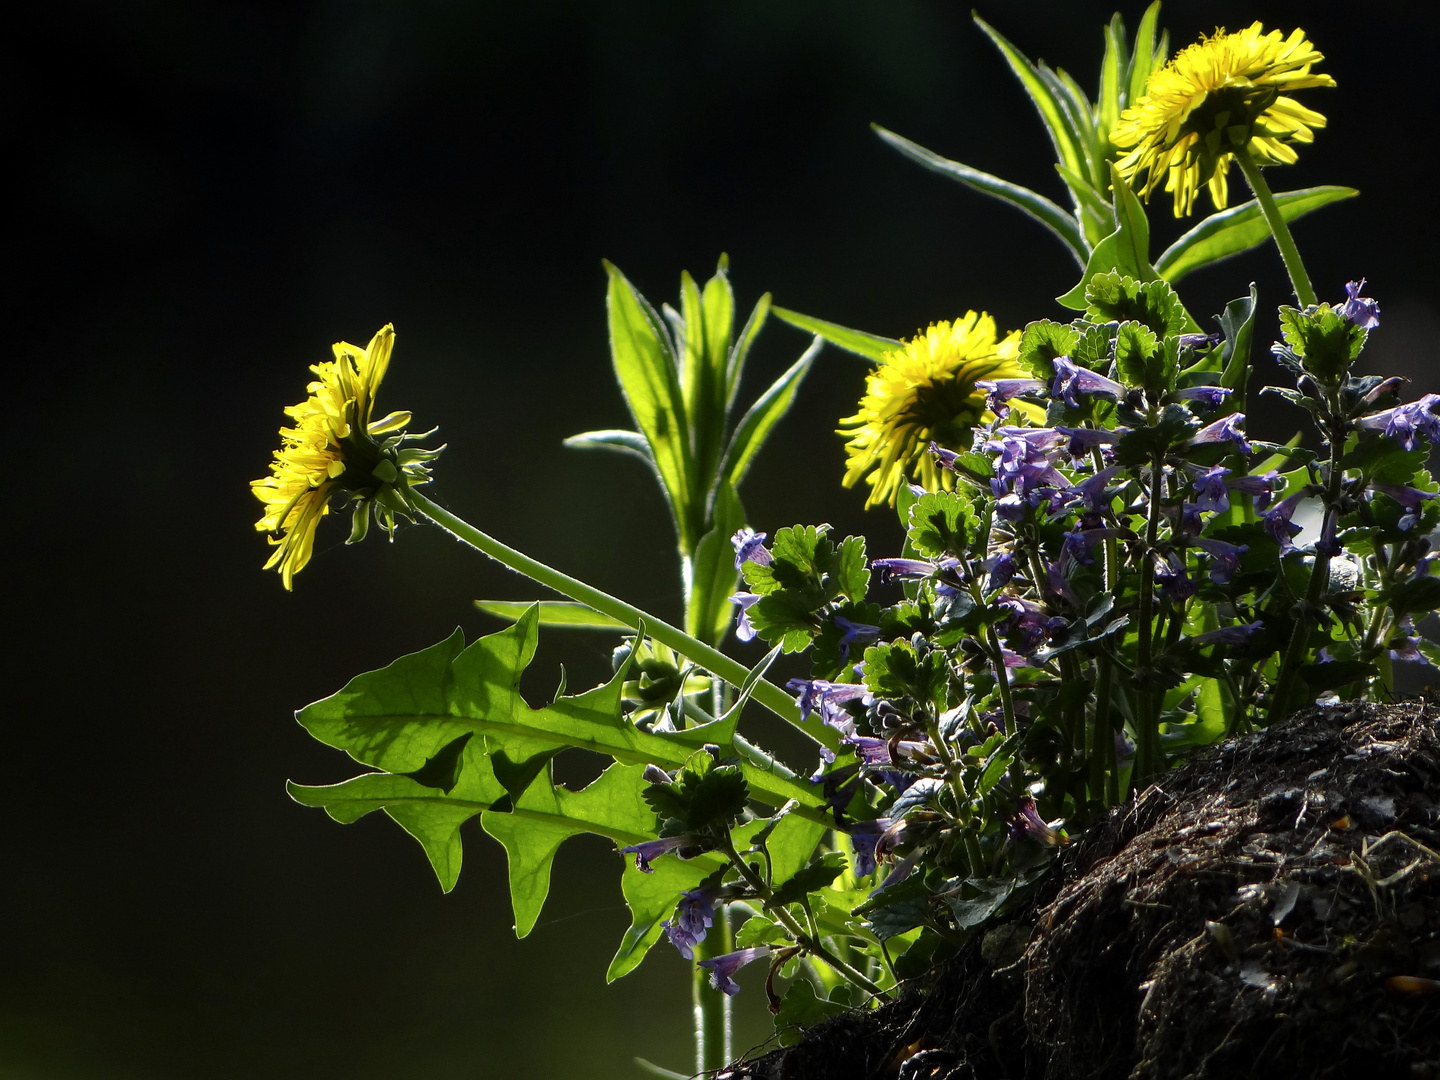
[1190,464,1232,515]
[663,920,702,960]
[976,377,1045,418]
[1192,537,1249,583]
[1188,413,1251,455]
[620,836,685,874]
[1051,356,1126,409]
[785,678,867,728]
[1389,617,1427,663]
[1175,502,1204,537]
[989,550,1018,590]
[1176,384,1233,410]
[1356,394,1440,451]
[699,947,772,997]
[732,528,772,569]
[1371,481,1440,532]
[842,819,890,877]
[676,888,716,939]
[1055,425,1125,460]
[1045,561,1081,607]
[1263,489,1310,550]
[833,616,881,664]
[870,557,937,585]
[1361,376,1407,406]
[1155,551,1195,599]
[1063,528,1096,566]
[1007,797,1064,845]
[642,764,672,785]
[1064,466,1122,513]
[928,443,960,472]
[1188,620,1263,647]
[1178,332,1220,350]
[1313,513,1343,557]
[1340,279,1380,329]
[730,592,761,642]
[1229,469,1282,512]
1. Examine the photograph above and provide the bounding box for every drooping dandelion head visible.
[251,324,439,588]
[1112,22,1335,217]
[838,313,1024,508]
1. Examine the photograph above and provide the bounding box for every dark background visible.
[7,2,1437,1077]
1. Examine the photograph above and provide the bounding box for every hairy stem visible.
[412,491,836,753]
[1134,452,1166,781]
[692,914,731,1073]
[1235,143,1318,308]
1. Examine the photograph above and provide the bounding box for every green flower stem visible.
[1267,422,1345,724]
[1234,144,1318,308]
[719,835,886,1000]
[692,911,732,1073]
[1134,451,1167,781]
[411,492,836,754]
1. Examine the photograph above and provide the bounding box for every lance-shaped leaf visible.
[872,125,1086,268]
[771,305,900,363]
[726,291,771,411]
[604,260,696,551]
[973,15,1084,182]
[474,600,630,631]
[1058,166,1157,310]
[1155,187,1359,284]
[685,480,747,646]
[721,338,821,491]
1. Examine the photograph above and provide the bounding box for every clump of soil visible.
[733,703,1440,1080]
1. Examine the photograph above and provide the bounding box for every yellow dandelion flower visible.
[838,313,1027,508]
[252,324,437,589]
[1112,22,1335,217]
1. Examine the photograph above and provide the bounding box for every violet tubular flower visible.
[1229,469,1282,512]
[730,591,761,642]
[620,836,685,874]
[1187,413,1251,454]
[1340,279,1380,329]
[698,947,772,997]
[1263,489,1309,550]
[1371,482,1440,531]
[1189,464,1232,514]
[1051,356,1125,409]
[1055,426,1125,460]
[1356,394,1440,451]
[1193,537,1249,583]
[976,377,1045,418]
[834,616,881,664]
[842,819,890,877]
[1188,620,1263,647]
[731,528,772,569]
[1176,384,1233,410]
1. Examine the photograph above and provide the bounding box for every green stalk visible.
[691,911,731,1073]
[1134,451,1167,782]
[1234,144,1318,308]
[412,491,834,751]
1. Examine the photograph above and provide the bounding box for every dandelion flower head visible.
[838,313,1025,508]
[252,324,434,588]
[1112,23,1335,217]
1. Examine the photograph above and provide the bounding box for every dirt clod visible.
[733,703,1440,1080]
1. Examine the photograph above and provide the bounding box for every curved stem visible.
[412,491,837,753]
[1234,144,1318,308]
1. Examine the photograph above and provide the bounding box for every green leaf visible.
[680,267,729,502]
[726,291,772,410]
[944,878,1012,930]
[604,261,695,550]
[685,481,747,646]
[834,535,870,601]
[1056,166,1155,310]
[1097,16,1122,150]
[771,305,899,362]
[610,848,712,981]
[1278,303,1367,382]
[291,613,825,902]
[1084,272,1187,339]
[1055,162,1113,242]
[1017,320,1080,381]
[735,915,790,949]
[721,338,820,491]
[1217,285,1258,410]
[907,490,976,558]
[774,979,848,1032]
[562,429,656,471]
[1384,576,1440,619]
[1126,3,1161,110]
[475,600,629,631]
[872,124,1086,267]
[771,851,847,907]
[973,15,1083,179]
[1155,187,1359,284]
[1113,321,1159,390]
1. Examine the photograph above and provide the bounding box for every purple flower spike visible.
[730,592,762,642]
[699,947,772,997]
[1229,469,1283,512]
[1051,356,1126,409]
[732,528,772,569]
[1341,279,1381,329]
[976,377,1045,418]
[1177,384,1233,410]
[1189,620,1264,647]
[1263,489,1310,550]
[1188,413,1251,454]
[1190,464,1232,514]
[1193,537,1249,583]
[620,836,685,874]
[1356,394,1440,451]
[1371,481,1440,531]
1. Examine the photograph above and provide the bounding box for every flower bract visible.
[1112,23,1335,217]
[251,325,438,588]
[838,313,1028,508]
